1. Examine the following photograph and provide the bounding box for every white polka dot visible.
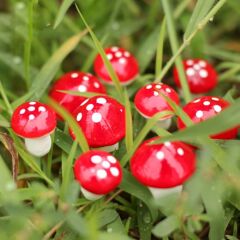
[29,102,36,105]
[111,47,119,52]
[166,88,171,93]
[213,105,222,113]
[107,156,117,163]
[28,106,35,111]
[78,85,87,92]
[115,52,122,58]
[119,58,126,64]
[203,101,210,106]
[94,82,100,88]
[91,155,102,164]
[96,97,107,104]
[196,110,203,118]
[186,68,195,76]
[102,160,110,169]
[165,141,171,147]
[156,151,164,160]
[186,60,194,66]
[212,97,219,101]
[20,109,26,114]
[110,167,119,177]
[38,106,46,112]
[83,76,89,81]
[199,60,207,67]
[76,113,82,121]
[97,169,107,179]
[153,91,158,96]
[124,51,130,57]
[80,99,89,106]
[146,85,152,89]
[194,99,201,103]
[177,148,184,156]
[193,64,201,70]
[107,53,113,60]
[29,114,35,120]
[92,113,102,123]
[199,69,208,78]
[71,73,78,78]
[86,104,94,111]
[155,85,162,89]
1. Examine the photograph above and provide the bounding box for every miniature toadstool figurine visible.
[11,101,56,157]
[134,83,180,129]
[173,59,218,95]
[177,96,238,139]
[74,150,122,200]
[70,96,125,152]
[94,46,139,85]
[130,138,196,199]
[49,72,106,119]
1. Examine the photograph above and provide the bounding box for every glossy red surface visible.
[130,138,196,188]
[11,101,56,138]
[70,96,125,147]
[177,96,238,139]
[134,83,179,119]
[94,46,139,84]
[74,150,122,194]
[173,59,218,94]
[49,72,106,118]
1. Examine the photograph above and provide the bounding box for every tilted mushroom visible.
[134,83,179,129]
[74,150,122,200]
[173,59,218,96]
[130,138,196,199]
[11,101,56,157]
[49,71,106,119]
[70,96,125,152]
[94,46,139,86]
[177,96,238,139]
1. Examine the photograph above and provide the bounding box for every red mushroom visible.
[11,101,56,157]
[134,83,180,129]
[173,59,218,95]
[94,46,139,85]
[70,96,125,152]
[49,72,106,119]
[130,138,196,199]
[74,150,122,200]
[177,96,238,139]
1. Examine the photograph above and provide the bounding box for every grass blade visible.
[75,4,124,102]
[123,89,133,153]
[46,97,89,153]
[161,0,191,103]
[155,18,166,78]
[54,0,75,29]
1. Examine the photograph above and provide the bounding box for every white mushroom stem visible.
[24,135,52,157]
[81,187,103,201]
[92,142,119,152]
[148,185,182,199]
[156,118,172,129]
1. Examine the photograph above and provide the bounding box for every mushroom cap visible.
[70,96,125,147]
[130,138,196,188]
[173,59,218,94]
[49,72,106,117]
[134,83,179,119]
[177,96,238,139]
[93,46,139,85]
[74,150,122,194]
[11,101,56,138]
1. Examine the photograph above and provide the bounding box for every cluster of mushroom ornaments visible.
[11,46,239,200]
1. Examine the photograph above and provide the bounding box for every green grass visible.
[0,0,240,239]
